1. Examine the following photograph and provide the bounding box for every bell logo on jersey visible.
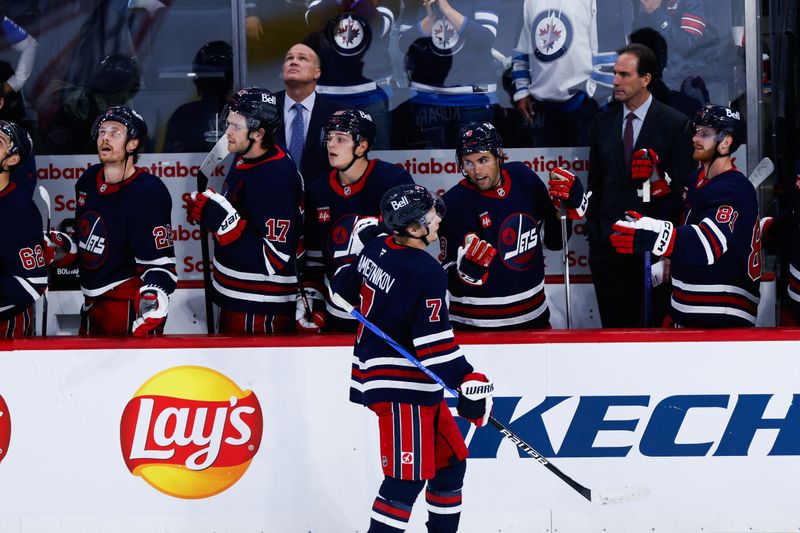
[78,211,108,269]
[499,213,539,271]
[120,366,263,499]
[0,395,11,466]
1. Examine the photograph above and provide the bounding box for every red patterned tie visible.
[623,112,635,170]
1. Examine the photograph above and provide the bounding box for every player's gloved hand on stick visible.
[548,168,590,219]
[186,189,247,244]
[43,231,77,267]
[610,210,675,256]
[631,148,672,199]
[348,216,383,257]
[132,286,169,336]
[295,287,326,334]
[457,372,494,427]
[456,234,496,286]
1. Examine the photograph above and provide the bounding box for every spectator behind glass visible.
[302,0,400,150]
[38,54,141,154]
[163,41,233,153]
[394,0,500,149]
[0,60,37,198]
[0,8,38,97]
[629,26,708,118]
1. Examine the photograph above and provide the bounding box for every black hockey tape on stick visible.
[558,202,572,329]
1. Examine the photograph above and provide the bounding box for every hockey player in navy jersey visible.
[0,120,45,337]
[331,183,494,533]
[73,106,177,336]
[611,104,761,327]
[440,122,589,329]
[303,109,414,332]
[186,87,304,334]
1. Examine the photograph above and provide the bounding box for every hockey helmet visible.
[192,40,233,79]
[322,109,377,151]
[224,87,280,133]
[456,122,503,163]
[0,120,32,167]
[88,54,141,97]
[381,184,446,236]
[688,104,746,153]
[91,106,148,142]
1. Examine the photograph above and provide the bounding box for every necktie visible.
[623,112,635,171]
[289,102,305,170]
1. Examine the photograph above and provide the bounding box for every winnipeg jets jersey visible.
[669,167,761,327]
[440,162,565,328]
[331,236,474,406]
[305,159,414,322]
[786,161,800,317]
[75,165,177,300]
[0,181,46,327]
[399,0,499,106]
[211,148,304,315]
[304,0,399,96]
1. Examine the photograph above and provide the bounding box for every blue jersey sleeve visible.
[0,201,46,316]
[128,180,177,294]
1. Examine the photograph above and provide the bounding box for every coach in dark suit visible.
[275,43,339,186]
[586,43,695,328]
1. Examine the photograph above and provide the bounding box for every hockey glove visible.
[631,148,672,199]
[548,168,589,219]
[348,216,383,257]
[457,372,494,427]
[610,211,676,256]
[132,285,169,336]
[186,189,247,245]
[295,286,326,334]
[43,231,77,267]
[455,234,496,286]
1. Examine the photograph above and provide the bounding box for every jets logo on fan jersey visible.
[328,213,362,266]
[78,211,108,269]
[330,13,371,57]
[532,10,574,62]
[498,213,539,271]
[431,17,463,55]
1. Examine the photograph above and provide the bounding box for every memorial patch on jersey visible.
[498,213,539,271]
[328,213,361,266]
[329,13,372,57]
[78,211,108,269]
[480,212,492,229]
[532,10,574,62]
[431,17,463,56]
[317,207,331,222]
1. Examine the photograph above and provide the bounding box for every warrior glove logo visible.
[120,366,263,499]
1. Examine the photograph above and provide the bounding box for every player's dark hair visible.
[616,43,658,89]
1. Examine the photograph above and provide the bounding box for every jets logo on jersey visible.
[532,10,574,62]
[328,213,362,265]
[78,211,108,269]
[499,213,539,271]
[431,17,463,55]
[330,13,371,57]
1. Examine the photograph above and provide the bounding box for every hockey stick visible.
[38,185,51,337]
[640,153,654,328]
[748,157,774,188]
[329,291,650,503]
[558,203,572,329]
[196,136,231,334]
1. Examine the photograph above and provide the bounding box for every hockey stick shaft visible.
[559,204,572,329]
[642,161,653,327]
[329,291,593,501]
[196,170,215,334]
[38,186,51,337]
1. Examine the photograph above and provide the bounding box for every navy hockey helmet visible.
[322,109,377,151]
[689,104,746,153]
[381,184,446,236]
[192,40,233,79]
[91,106,148,142]
[224,87,280,134]
[88,54,141,97]
[0,120,32,167]
[456,122,503,163]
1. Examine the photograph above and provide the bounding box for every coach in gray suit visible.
[586,43,695,328]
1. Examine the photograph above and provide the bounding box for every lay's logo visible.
[0,395,10,466]
[119,366,263,499]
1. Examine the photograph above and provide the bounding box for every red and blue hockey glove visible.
[295,286,326,334]
[186,189,247,245]
[456,234,496,286]
[610,211,676,256]
[457,372,494,427]
[631,148,672,199]
[132,285,169,336]
[548,167,590,219]
[43,231,77,267]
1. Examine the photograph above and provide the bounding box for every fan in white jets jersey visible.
[440,121,588,329]
[611,105,761,327]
